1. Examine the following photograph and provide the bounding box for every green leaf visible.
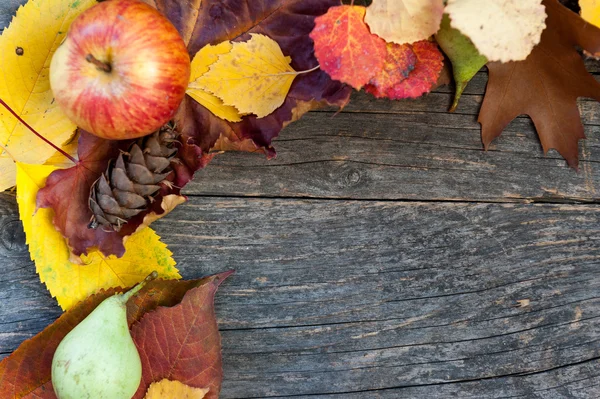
[435,14,488,112]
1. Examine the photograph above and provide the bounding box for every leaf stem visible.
[297,64,321,75]
[0,98,78,164]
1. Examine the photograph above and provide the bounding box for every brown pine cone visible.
[88,123,178,231]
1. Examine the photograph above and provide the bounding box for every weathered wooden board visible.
[188,72,600,203]
[1,192,599,398]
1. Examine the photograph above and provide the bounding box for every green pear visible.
[51,272,157,399]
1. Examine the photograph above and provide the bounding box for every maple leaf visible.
[0,272,232,399]
[365,0,445,45]
[16,162,180,310]
[445,0,547,62]
[310,5,387,90]
[435,14,488,112]
[144,379,208,399]
[0,0,97,192]
[479,0,600,168]
[192,34,317,118]
[365,41,444,99]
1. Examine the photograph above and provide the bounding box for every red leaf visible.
[310,5,387,90]
[131,274,229,398]
[0,272,232,399]
[365,40,444,100]
[173,0,352,156]
[36,130,127,257]
[478,0,600,168]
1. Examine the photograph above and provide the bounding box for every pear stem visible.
[85,54,111,73]
[120,271,158,303]
[0,98,78,164]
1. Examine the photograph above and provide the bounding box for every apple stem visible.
[0,98,77,164]
[85,54,111,73]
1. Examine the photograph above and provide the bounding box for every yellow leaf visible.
[44,130,79,168]
[581,0,600,28]
[365,0,445,45]
[16,163,180,311]
[187,42,243,122]
[445,0,546,62]
[0,0,97,192]
[144,379,209,399]
[193,34,304,118]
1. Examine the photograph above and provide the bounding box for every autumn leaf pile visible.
[1,0,600,396]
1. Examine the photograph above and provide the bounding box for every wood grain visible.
[2,193,600,397]
[1,0,600,397]
[187,72,600,203]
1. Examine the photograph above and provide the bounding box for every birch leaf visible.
[144,380,208,399]
[0,0,97,192]
[193,34,308,118]
[187,42,242,122]
[16,162,180,310]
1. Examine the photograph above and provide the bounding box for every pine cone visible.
[88,123,178,231]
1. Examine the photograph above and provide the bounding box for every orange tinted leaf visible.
[365,40,443,99]
[144,379,208,399]
[478,0,600,168]
[0,273,231,399]
[310,5,387,89]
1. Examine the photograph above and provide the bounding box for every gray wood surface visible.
[2,0,600,397]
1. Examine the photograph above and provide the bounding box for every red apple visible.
[50,0,190,140]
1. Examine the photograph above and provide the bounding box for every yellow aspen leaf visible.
[581,0,600,28]
[187,42,243,122]
[15,162,180,311]
[193,33,311,118]
[144,379,209,399]
[0,0,97,192]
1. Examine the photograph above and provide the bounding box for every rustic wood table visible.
[2,3,600,398]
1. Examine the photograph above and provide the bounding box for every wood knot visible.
[0,218,27,256]
[338,168,362,188]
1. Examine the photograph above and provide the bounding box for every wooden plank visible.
[188,107,600,202]
[1,192,599,397]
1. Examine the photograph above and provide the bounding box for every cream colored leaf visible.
[365,0,445,45]
[16,163,180,310]
[445,0,546,62]
[193,34,306,118]
[144,379,208,399]
[0,0,97,191]
[187,41,243,122]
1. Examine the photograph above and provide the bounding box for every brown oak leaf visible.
[479,0,600,168]
[0,272,232,399]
